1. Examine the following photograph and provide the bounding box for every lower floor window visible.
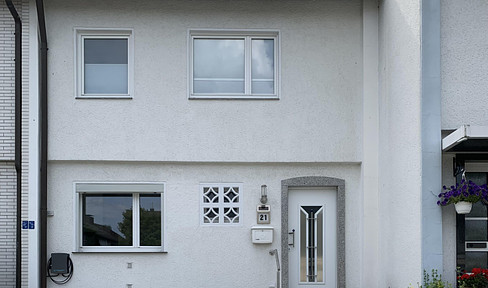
[76,183,165,252]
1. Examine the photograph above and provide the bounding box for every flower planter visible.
[455,201,473,214]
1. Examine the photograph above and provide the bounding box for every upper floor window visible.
[75,28,134,99]
[189,30,279,99]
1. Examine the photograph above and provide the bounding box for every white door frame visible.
[281,176,345,288]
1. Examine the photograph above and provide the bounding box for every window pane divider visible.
[245,36,251,95]
[133,193,140,247]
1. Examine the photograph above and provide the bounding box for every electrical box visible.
[251,226,273,244]
[51,253,69,274]
[257,205,271,224]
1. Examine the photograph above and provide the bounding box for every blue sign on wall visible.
[22,221,35,229]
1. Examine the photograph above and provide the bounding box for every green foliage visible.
[117,208,133,245]
[139,208,161,246]
[408,270,453,288]
[118,207,161,246]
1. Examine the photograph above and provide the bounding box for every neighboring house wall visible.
[441,0,488,129]
[0,0,29,287]
[44,0,367,287]
[378,0,422,287]
[440,0,488,284]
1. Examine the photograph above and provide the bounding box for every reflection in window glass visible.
[84,38,128,94]
[468,201,487,217]
[82,194,132,246]
[466,220,488,241]
[251,39,274,94]
[466,252,488,271]
[193,39,245,94]
[140,194,161,246]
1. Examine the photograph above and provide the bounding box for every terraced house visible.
[1,0,488,287]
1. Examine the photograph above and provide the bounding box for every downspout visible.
[35,0,48,287]
[4,1,21,287]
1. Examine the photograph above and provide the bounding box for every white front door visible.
[288,187,337,288]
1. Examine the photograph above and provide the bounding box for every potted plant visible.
[437,179,488,214]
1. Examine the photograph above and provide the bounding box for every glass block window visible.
[200,183,241,225]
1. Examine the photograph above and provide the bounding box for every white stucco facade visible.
[45,0,362,163]
[42,1,368,287]
[13,0,488,287]
[47,162,361,287]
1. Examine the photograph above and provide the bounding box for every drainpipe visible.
[35,0,48,287]
[4,1,21,287]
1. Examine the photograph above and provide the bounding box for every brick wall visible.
[0,0,29,287]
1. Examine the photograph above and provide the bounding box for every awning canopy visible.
[442,125,488,153]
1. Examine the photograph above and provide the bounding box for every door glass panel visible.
[299,206,324,283]
[459,171,488,271]
[468,201,487,217]
[300,209,307,282]
[466,173,487,217]
[466,252,488,271]
[317,209,324,282]
[465,220,488,241]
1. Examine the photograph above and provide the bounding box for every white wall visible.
[378,0,422,286]
[441,0,488,129]
[44,0,362,163]
[46,162,361,288]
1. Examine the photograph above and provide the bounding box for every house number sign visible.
[257,205,271,224]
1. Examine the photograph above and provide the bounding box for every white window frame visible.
[74,182,166,253]
[74,28,134,99]
[200,183,242,226]
[188,29,280,100]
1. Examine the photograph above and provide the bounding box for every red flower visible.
[472,268,482,274]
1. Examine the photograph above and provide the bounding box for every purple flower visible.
[438,179,486,206]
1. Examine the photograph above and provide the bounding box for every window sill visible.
[74,247,166,253]
[76,95,133,100]
[189,95,279,100]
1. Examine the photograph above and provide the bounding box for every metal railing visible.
[269,249,280,288]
